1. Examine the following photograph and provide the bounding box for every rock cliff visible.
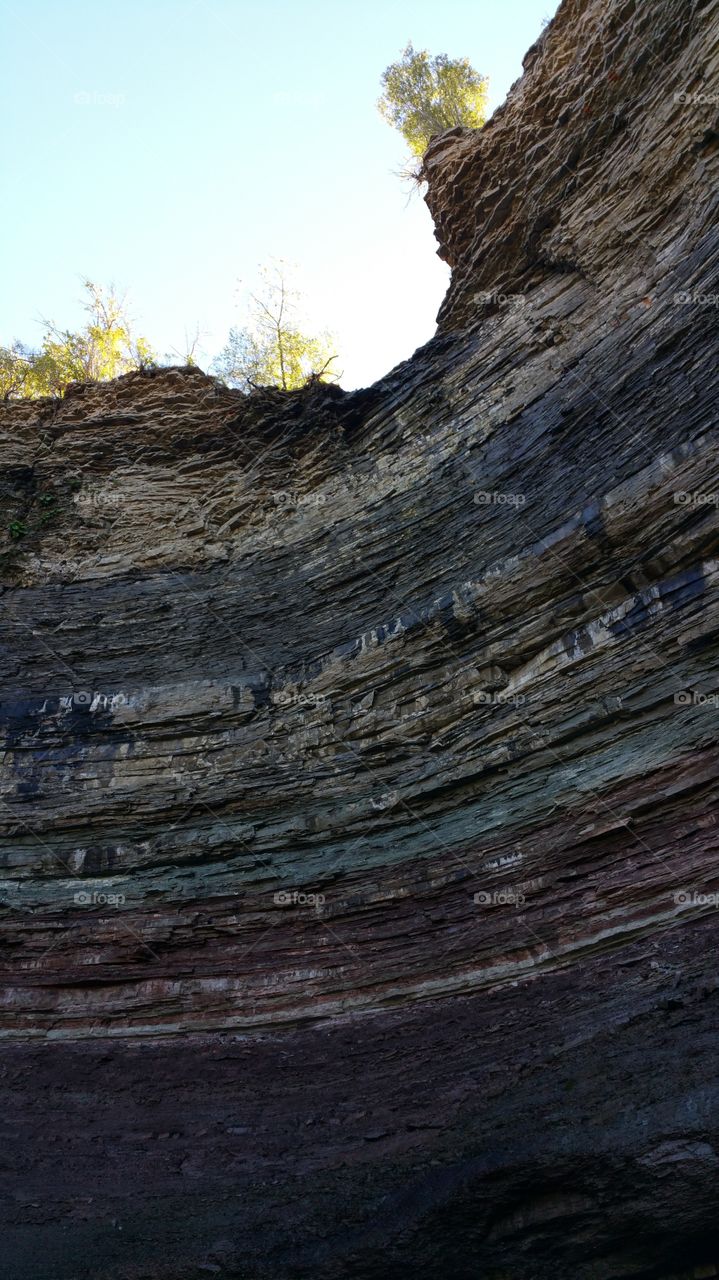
[1,0,719,1275]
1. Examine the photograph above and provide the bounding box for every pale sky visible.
[1,0,559,389]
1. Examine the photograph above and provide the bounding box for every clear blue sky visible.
[1,0,558,389]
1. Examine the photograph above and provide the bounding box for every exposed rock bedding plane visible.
[1,0,719,1275]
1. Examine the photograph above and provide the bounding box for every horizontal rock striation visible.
[1,0,719,1275]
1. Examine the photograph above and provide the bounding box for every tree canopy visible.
[378,42,488,160]
[0,281,155,399]
[213,262,337,392]
[0,268,338,400]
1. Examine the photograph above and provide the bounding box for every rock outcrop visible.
[1,0,719,1275]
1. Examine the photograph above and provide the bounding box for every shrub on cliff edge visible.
[378,41,488,166]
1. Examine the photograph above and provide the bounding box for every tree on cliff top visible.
[378,42,488,161]
[0,281,156,398]
[214,262,338,392]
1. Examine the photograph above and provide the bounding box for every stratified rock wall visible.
[1,0,718,1276]
[425,0,718,331]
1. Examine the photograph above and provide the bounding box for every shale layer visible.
[1,0,719,1275]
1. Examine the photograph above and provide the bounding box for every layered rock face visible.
[1,0,719,1276]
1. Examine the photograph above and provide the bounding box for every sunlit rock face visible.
[1,0,719,1275]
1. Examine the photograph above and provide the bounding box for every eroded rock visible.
[1,0,719,1275]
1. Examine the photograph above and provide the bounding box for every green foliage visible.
[378,42,488,159]
[37,493,57,526]
[0,281,157,399]
[0,341,36,398]
[3,487,62,547]
[214,262,338,392]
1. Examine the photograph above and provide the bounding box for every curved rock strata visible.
[1,0,719,1274]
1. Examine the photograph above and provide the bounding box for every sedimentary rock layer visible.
[1,0,718,1274]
